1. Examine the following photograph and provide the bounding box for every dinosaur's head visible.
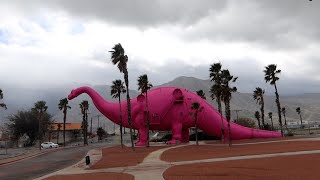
[68,89,78,100]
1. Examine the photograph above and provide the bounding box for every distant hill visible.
[161,76,320,125]
[1,76,320,131]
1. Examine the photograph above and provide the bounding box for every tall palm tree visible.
[0,89,7,110]
[58,98,71,147]
[281,107,287,126]
[253,87,265,128]
[264,64,283,136]
[209,63,224,141]
[254,111,261,129]
[191,102,204,146]
[296,107,303,128]
[110,43,135,151]
[220,69,238,147]
[268,112,274,130]
[111,79,126,148]
[79,100,89,145]
[137,74,153,147]
[32,101,48,150]
[196,90,206,99]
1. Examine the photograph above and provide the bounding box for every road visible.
[0,142,115,180]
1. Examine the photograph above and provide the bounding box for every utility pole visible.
[90,117,93,134]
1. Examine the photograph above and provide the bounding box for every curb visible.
[0,145,84,166]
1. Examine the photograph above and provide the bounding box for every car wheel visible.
[50,146,52,148]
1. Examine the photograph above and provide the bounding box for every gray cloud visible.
[181,0,320,50]
[4,0,319,50]
[4,0,226,27]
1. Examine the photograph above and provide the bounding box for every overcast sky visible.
[0,0,319,95]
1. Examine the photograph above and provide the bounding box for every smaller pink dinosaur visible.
[68,86,281,146]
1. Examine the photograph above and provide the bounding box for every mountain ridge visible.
[1,76,320,131]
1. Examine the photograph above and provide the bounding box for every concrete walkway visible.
[38,137,320,180]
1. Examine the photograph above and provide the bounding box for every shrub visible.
[235,117,256,128]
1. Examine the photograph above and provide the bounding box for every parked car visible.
[150,133,172,143]
[41,142,59,149]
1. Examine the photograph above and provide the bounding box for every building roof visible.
[50,123,82,131]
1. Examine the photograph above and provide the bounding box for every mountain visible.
[161,76,320,125]
[1,76,320,131]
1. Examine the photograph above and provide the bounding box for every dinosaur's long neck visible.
[78,86,120,125]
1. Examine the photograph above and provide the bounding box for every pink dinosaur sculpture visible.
[68,86,281,146]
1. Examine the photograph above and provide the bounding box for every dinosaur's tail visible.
[197,108,281,140]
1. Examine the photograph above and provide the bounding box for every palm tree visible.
[32,101,48,150]
[268,112,274,130]
[220,69,238,147]
[253,87,265,128]
[137,74,153,147]
[111,79,126,148]
[296,107,303,128]
[0,89,7,110]
[209,63,224,141]
[264,64,283,136]
[58,98,71,147]
[79,100,89,145]
[56,124,62,144]
[281,107,287,126]
[254,111,261,129]
[110,43,135,151]
[191,102,204,146]
[196,90,206,99]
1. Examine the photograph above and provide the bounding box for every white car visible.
[41,142,59,149]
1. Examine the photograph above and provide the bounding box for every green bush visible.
[287,131,294,136]
[235,117,256,128]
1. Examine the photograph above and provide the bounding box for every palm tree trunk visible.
[83,114,86,145]
[119,96,124,148]
[38,113,42,150]
[218,99,224,143]
[63,109,66,147]
[300,114,303,128]
[85,112,88,145]
[195,111,199,146]
[271,117,274,130]
[283,114,287,125]
[261,98,265,128]
[124,69,135,151]
[257,118,261,129]
[146,91,150,147]
[274,83,283,136]
[225,100,232,147]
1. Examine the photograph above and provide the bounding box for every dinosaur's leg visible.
[167,122,182,145]
[134,114,148,146]
[181,128,190,143]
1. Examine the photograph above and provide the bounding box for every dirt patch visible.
[45,172,133,180]
[90,145,165,169]
[163,153,320,180]
[161,141,320,162]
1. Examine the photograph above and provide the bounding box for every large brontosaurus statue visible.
[68,86,281,146]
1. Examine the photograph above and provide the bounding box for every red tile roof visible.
[50,123,82,130]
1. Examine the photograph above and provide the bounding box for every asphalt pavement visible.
[0,139,118,180]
